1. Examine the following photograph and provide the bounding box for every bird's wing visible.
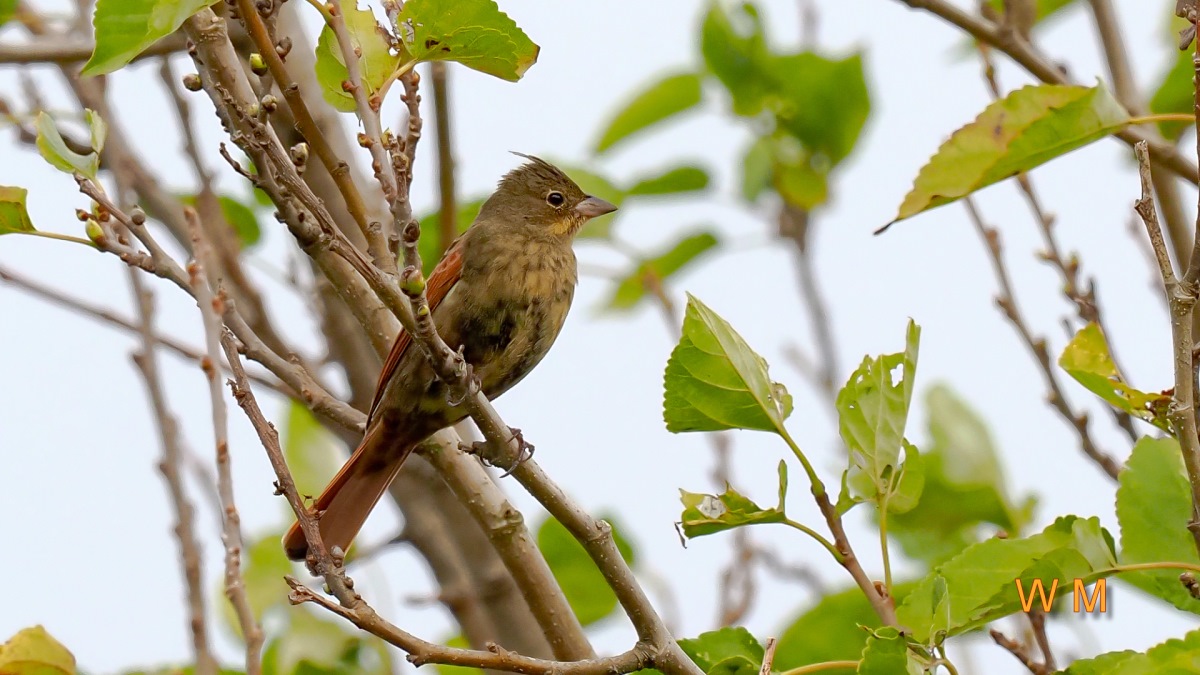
[365,235,466,423]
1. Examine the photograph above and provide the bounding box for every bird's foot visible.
[445,355,480,407]
[460,426,534,477]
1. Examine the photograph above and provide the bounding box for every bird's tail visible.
[283,423,414,561]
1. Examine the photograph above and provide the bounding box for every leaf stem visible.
[378,59,417,102]
[778,428,827,497]
[783,518,842,562]
[777,661,858,675]
[878,493,893,594]
[25,230,97,247]
[1101,561,1200,575]
[1128,113,1196,125]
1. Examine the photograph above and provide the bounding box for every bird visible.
[283,155,617,561]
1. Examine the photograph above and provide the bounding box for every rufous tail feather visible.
[283,424,414,561]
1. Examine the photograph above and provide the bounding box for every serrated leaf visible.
[663,294,793,434]
[896,516,1116,642]
[537,514,635,626]
[890,84,1130,225]
[1117,436,1200,614]
[82,0,216,76]
[858,627,918,675]
[0,186,35,235]
[0,626,76,675]
[595,72,703,153]
[36,112,100,178]
[700,2,770,116]
[315,5,402,113]
[836,320,921,509]
[679,627,763,673]
[678,465,787,539]
[396,0,538,81]
[1059,322,1171,431]
[889,385,1034,565]
[1060,627,1200,674]
[626,165,710,197]
[769,52,870,166]
[774,582,918,669]
[608,232,719,311]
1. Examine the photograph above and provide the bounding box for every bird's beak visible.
[574,196,618,219]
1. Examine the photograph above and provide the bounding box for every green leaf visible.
[82,0,215,76]
[886,441,924,514]
[36,112,100,179]
[985,0,1079,23]
[896,516,1116,642]
[772,144,829,210]
[436,635,484,675]
[537,514,635,626]
[396,0,539,82]
[836,320,921,510]
[0,0,16,28]
[315,5,402,113]
[679,627,763,673]
[769,52,870,166]
[741,136,772,203]
[595,72,703,153]
[0,186,35,235]
[663,294,793,433]
[679,462,788,539]
[1061,627,1200,674]
[284,401,345,510]
[626,165,710,197]
[263,609,392,675]
[774,582,918,669]
[700,2,771,116]
[857,627,918,675]
[1149,46,1192,140]
[179,193,262,248]
[890,84,1130,225]
[1059,322,1171,432]
[416,198,484,273]
[218,529,292,635]
[608,232,719,311]
[1116,436,1200,614]
[0,626,76,675]
[888,385,1034,565]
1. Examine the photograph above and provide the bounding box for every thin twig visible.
[1133,142,1200,556]
[186,209,263,673]
[964,197,1122,480]
[127,271,218,675]
[989,629,1049,675]
[430,61,457,255]
[1027,609,1056,672]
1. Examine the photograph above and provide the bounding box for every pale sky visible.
[1,1,1195,673]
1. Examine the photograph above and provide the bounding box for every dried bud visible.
[75,209,91,222]
[249,52,269,76]
[357,132,372,148]
[402,219,420,244]
[85,219,105,246]
[400,266,426,296]
[275,37,293,59]
[130,207,146,225]
[260,94,278,113]
[182,73,203,91]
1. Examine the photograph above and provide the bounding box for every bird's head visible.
[482,154,617,238]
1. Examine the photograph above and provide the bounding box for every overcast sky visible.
[1,1,1195,673]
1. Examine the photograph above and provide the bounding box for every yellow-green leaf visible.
[396,0,538,82]
[36,112,100,179]
[890,84,1129,225]
[1058,322,1170,431]
[679,462,788,538]
[0,626,76,675]
[314,5,402,113]
[594,72,703,154]
[663,294,793,434]
[82,0,216,76]
[0,186,35,236]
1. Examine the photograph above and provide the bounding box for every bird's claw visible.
[459,426,534,477]
[445,359,480,407]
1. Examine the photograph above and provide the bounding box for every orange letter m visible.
[1074,578,1106,613]
[1015,578,1058,612]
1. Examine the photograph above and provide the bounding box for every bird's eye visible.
[546,191,565,207]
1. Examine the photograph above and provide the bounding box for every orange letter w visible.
[1015,578,1058,612]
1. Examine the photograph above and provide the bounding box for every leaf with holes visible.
[1059,322,1170,431]
[396,0,538,81]
[679,461,788,538]
[315,5,402,112]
